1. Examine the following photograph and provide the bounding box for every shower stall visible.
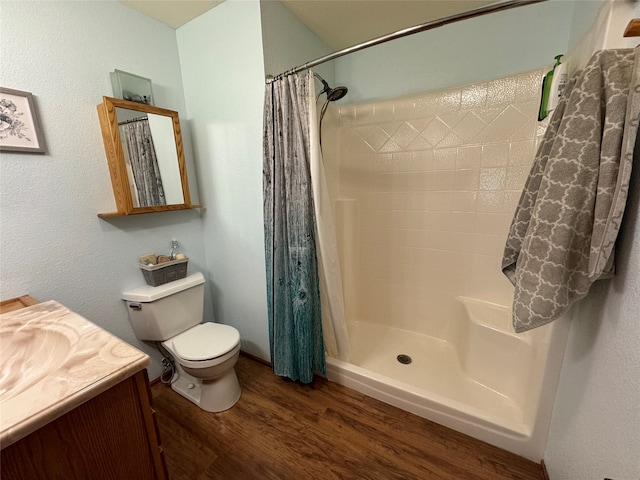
[263,0,573,461]
[318,69,570,461]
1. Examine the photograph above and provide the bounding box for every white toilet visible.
[122,272,241,412]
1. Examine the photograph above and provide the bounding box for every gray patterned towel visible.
[503,48,640,333]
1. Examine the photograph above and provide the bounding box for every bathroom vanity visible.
[0,298,168,480]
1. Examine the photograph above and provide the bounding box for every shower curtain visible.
[120,118,166,207]
[309,81,351,363]
[263,71,326,383]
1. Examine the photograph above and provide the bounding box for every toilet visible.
[122,272,241,412]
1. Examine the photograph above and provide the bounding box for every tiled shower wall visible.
[322,68,547,338]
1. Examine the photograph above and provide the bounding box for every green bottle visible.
[538,55,563,121]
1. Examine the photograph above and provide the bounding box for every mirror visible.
[96,96,200,217]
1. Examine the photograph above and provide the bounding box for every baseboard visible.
[540,459,550,480]
[240,350,272,367]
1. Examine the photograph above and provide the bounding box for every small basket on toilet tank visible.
[139,257,188,287]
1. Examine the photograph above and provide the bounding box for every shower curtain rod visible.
[118,116,147,126]
[266,0,546,83]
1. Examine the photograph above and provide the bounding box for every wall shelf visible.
[98,204,203,218]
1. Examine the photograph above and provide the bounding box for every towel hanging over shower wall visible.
[502,47,640,333]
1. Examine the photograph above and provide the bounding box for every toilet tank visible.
[122,272,205,341]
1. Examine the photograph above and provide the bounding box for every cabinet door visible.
[1,371,167,480]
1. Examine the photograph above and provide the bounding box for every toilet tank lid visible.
[122,272,205,302]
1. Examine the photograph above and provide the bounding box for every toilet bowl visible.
[161,322,241,412]
[122,272,241,412]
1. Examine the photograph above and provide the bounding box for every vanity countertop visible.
[0,300,149,448]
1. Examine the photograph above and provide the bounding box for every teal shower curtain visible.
[263,71,326,384]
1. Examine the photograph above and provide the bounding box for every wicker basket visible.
[139,257,188,287]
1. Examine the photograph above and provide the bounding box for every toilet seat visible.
[163,323,240,368]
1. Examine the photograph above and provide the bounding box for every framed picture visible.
[110,69,154,106]
[0,87,46,153]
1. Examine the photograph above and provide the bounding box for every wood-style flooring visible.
[151,355,543,480]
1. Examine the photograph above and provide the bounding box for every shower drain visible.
[397,354,412,365]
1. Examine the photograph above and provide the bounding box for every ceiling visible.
[280,0,496,51]
[121,1,224,29]
[121,0,497,51]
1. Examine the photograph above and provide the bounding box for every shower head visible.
[314,72,348,102]
[326,85,348,102]
[315,72,347,152]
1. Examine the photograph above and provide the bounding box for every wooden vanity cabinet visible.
[1,369,168,480]
[0,295,39,313]
[0,296,168,480]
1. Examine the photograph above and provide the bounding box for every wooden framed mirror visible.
[96,96,201,217]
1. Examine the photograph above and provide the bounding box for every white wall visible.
[176,0,342,361]
[545,2,640,478]
[177,0,270,360]
[564,0,612,70]
[0,0,209,379]
[332,0,574,104]
[260,0,335,87]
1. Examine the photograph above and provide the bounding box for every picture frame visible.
[0,87,46,154]
[110,69,155,106]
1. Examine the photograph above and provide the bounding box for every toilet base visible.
[171,364,241,412]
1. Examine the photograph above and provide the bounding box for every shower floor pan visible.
[326,321,535,457]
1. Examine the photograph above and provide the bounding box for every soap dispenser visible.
[169,240,180,260]
[538,54,567,121]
